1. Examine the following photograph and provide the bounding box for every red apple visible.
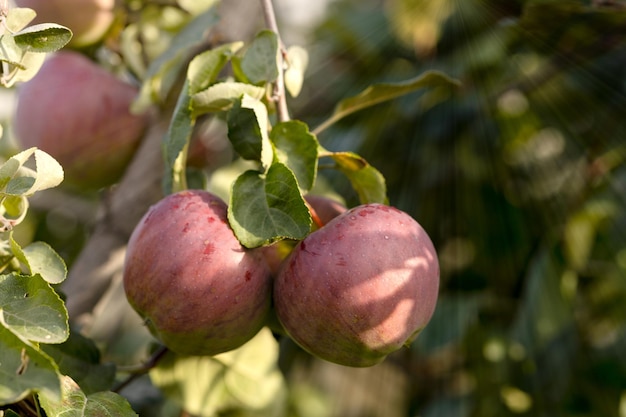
[123,190,273,356]
[13,51,148,189]
[274,203,440,367]
[14,0,115,48]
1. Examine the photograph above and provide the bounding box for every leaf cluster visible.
[159,18,459,248]
[0,150,135,414]
[0,6,71,87]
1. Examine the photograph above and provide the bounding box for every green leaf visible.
[270,121,318,192]
[191,81,265,115]
[232,30,279,85]
[10,235,67,285]
[511,247,573,351]
[14,23,73,53]
[38,375,137,417]
[227,95,273,171]
[228,163,311,248]
[0,273,69,344]
[563,199,617,271]
[414,294,484,354]
[41,330,116,396]
[5,176,35,195]
[324,151,387,204]
[163,79,195,195]
[188,42,244,95]
[0,324,61,406]
[150,328,285,416]
[313,71,461,134]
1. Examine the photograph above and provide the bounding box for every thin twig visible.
[112,345,169,393]
[260,0,290,122]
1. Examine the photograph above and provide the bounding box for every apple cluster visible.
[123,190,440,367]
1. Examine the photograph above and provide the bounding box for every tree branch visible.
[113,345,169,393]
[260,0,290,122]
[61,113,167,320]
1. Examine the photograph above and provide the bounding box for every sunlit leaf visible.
[150,328,286,416]
[0,49,46,87]
[31,148,64,192]
[5,7,36,33]
[284,45,309,97]
[0,273,69,344]
[191,81,265,114]
[323,151,387,204]
[0,148,63,196]
[177,0,219,15]
[0,32,27,68]
[228,163,311,248]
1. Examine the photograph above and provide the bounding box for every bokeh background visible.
[280,0,626,416]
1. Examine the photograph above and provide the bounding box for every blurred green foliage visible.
[288,0,626,415]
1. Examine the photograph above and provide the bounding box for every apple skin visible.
[123,190,272,356]
[274,203,440,367]
[14,51,148,189]
[15,0,115,48]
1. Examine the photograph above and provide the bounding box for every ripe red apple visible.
[123,190,272,356]
[15,0,115,48]
[274,203,440,367]
[13,51,148,189]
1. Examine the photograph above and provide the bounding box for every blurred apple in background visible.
[13,51,148,189]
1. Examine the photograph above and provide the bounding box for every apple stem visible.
[304,199,325,229]
[260,0,290,123]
